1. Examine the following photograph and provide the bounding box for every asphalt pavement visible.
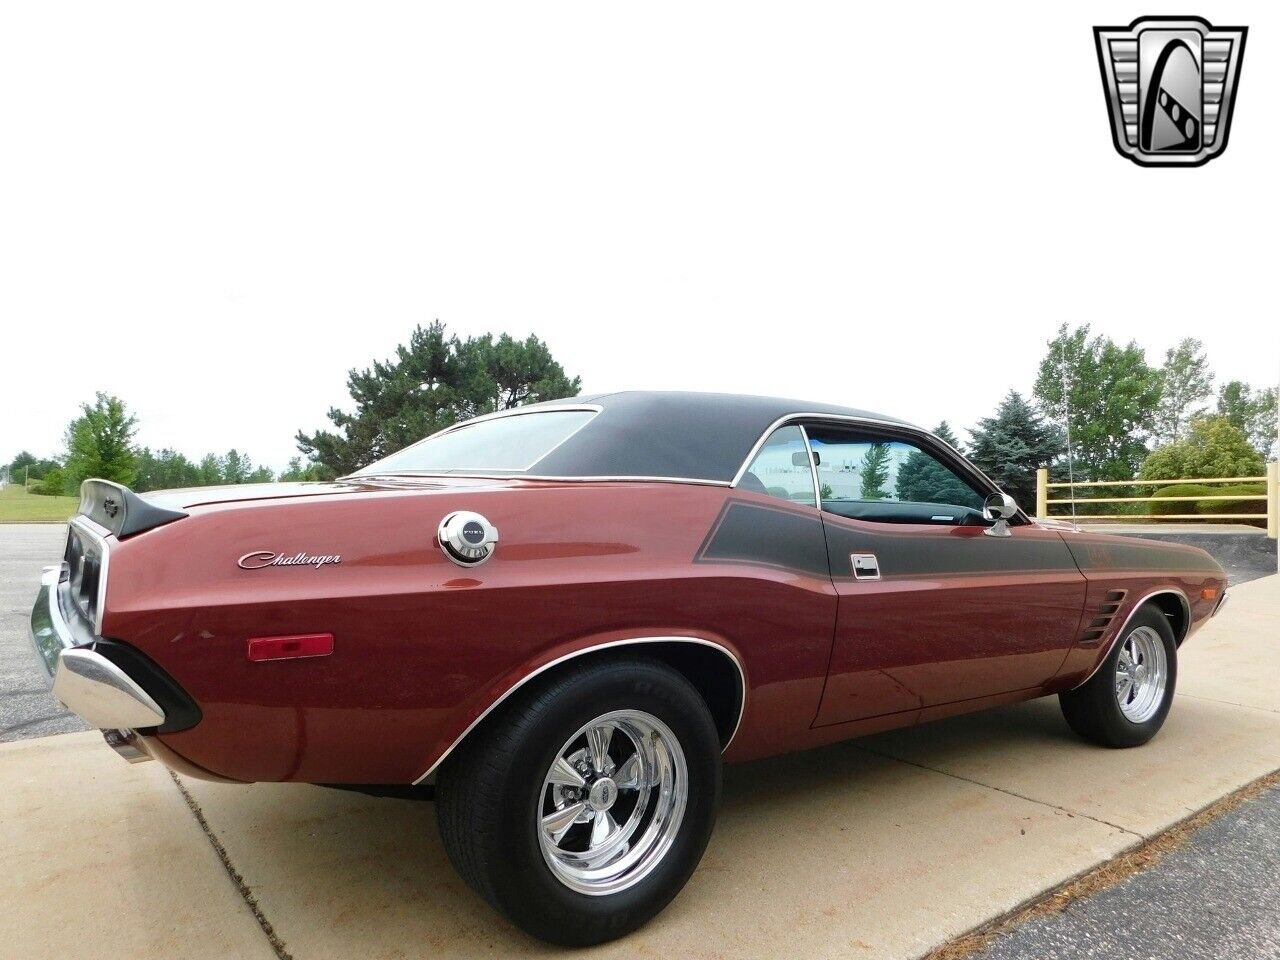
[972,777,1280,960]
[0,524,86,741]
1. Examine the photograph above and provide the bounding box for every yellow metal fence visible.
[1035,462,1279,539]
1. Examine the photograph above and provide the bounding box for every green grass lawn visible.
[0,484,79,523]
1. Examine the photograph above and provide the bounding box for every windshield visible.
[353,409,597,476]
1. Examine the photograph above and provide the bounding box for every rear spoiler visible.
[79,479,188,538]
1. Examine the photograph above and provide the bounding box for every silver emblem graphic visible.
[238,550,342,570]
[1094,17,1246,166]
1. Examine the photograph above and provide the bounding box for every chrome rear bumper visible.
[30,564,167,732]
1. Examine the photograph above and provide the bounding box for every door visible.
[806,423,1086,727]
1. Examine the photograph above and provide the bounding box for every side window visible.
[805,426,986,525]
[738,425,816,507]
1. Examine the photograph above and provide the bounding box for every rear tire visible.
[435,656,721,946]
[1060,605,1177,748]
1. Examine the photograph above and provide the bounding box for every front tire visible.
[1059,605,1177,748]
[435,656,721,946]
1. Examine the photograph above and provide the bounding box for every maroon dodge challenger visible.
[31,391,1228,944]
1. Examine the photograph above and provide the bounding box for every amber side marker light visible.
[1202,588,1219,600]
[247,633,334,662]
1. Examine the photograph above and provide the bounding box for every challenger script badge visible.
[1094,16,1246,167]
[238,551,342,570]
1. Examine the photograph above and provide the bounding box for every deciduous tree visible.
[1033,324,1161,481]
[134,448,201,492]
[1153,338,1213,444]
[1138,416,1265,480]
[278,457,333,482]
[1217,381,1278,458]
[197,453,224,486]
[63,392,139,488]
[5,451,61,485]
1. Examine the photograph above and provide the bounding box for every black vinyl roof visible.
[524,391,908,483]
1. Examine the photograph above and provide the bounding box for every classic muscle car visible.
[31,391,1228,945]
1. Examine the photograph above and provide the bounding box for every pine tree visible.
[297,322,581,475]
[859,442,891,500]
[933,421,962,452]
[895,423,977,506]
[968,391,1064,508]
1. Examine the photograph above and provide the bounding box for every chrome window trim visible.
[435,402,604,434]
[413,636,747,785]
[734,412,1028,523]
[356,472,731,487]
[798,424,822,510]
[1070,588,1191,689]
[731,413,918,489]
[68,515,112,635]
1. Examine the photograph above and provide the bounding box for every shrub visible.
[29,467,66,496]
[1149,482,1266,524]
[1198,483,1266,519]
[1149,484,1213,517]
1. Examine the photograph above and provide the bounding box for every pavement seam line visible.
[918,765,1280,960]
[854,745,1145,839]
[167,771,295,960]
[1178,691,1280,714]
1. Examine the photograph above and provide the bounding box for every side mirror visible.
[982,492,1018,538]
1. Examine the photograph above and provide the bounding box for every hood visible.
[1032,516,1083,534]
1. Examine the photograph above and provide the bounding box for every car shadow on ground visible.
[178,697,1133,959]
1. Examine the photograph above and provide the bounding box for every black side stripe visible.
[694,500,830,578]
[822,519,1078,579]
[1063,538,1221,576]
[695,499,1083,580]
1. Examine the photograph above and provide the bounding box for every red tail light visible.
[247,633,334,662]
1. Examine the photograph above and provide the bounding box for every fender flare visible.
[413,636,747,785]
[1071,587,1191,689]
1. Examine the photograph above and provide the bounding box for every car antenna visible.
[1058,340,1078,522]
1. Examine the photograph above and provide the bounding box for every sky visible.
[2,2,1277,473]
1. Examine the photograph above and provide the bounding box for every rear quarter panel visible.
[104,483,836,783]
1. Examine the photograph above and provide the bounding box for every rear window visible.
[354,409,596,475]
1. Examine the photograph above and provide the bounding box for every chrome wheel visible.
[1115,625,1168,723]
[538,709,688,896]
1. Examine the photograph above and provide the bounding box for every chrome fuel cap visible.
[438,511,499,566]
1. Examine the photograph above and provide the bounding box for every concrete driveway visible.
[2,523,1278,960]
